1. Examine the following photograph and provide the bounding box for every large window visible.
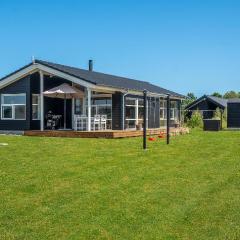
[160,99,179,126]
[74,98,83,115]
[170,101,178,120]
[138,99,144,121]
[1,94,26,120]
[125,97,144,129]
[86,97,112,129]
[160,99,167,120]
[32,94,41,120]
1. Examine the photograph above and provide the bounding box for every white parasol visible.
[43,83,84,129]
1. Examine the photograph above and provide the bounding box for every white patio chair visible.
[93,115,101,131]
[100,115,107,130]
[75,115,87,131]
[80,115,87,131]
[74,115,81,131]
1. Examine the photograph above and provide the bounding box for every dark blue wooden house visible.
[0,59,184,133]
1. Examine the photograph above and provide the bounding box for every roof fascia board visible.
[37,64,95,89]
[0,63,97,90]
[0,64,37,89]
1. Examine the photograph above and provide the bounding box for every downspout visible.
[122,91,129,130]
[179,99,182,127]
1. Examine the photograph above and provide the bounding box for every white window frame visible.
[137,99,144,123]
[32,94,41,120]
[125,97,137,129]
[160,99,177,121]
[170,101,177,120]
[125,97,145,129]
[91,103,112,119]
[85,97,112,129]
[160,99,167,120]
[170,108,175,120]
[1,93,26,120]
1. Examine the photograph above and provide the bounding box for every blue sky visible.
[0,0,240,96]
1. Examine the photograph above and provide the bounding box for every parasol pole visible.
[64,94,66,129]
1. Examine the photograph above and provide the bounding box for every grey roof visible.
[0,60,182,98]
[207,95,228,108]
[185,95,228,109]
[32,60,184,98]
[228,98,240,103]
[0,59,184,98]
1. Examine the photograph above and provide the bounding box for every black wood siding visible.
[148,97,160,128]
[112,92,123,130]
[0,76,31,130]
[227,102,240,128]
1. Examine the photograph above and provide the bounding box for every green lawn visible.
[0,130,240,240]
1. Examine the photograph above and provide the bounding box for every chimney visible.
[31,55,35,64]
[88,60,93,71]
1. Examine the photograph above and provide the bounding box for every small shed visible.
[185,95,227,119]
[227,99,240,128]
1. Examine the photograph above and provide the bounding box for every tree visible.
[212,92,222,98]
[223,91,239,99]
[182,92,197,109]
[186,92,197,101]
[187,110,203,128]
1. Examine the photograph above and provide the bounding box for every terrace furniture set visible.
[45,111,62,130]
[74,115,107,131]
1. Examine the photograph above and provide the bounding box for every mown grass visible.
[0,130,240,239]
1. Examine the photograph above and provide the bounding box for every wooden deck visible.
[24,127,189,139]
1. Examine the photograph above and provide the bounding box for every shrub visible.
[187,110,203,128]
[212,107,227,128]
[213,107,222,120]
[222,109,227,128]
